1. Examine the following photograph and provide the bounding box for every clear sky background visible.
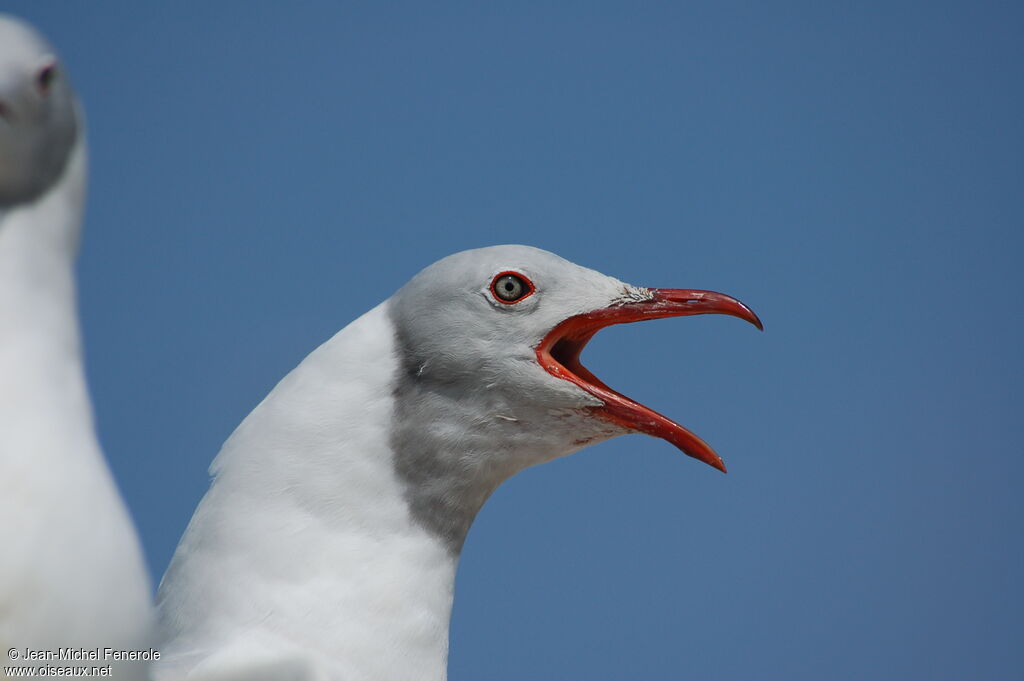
[8,2,1022,679]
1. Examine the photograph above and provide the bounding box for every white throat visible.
[0,139,85,414]
[156,303,458,681]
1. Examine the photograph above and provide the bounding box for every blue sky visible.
[9,2,1023,679]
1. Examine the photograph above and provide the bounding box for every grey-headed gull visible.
[156,245,761,680]
[0,15,153,678]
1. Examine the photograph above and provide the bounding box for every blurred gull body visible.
[0,14,153,678]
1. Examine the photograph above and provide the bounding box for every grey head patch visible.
[389,317,496,555]
[0,16,80,208]
[383,244,640,554]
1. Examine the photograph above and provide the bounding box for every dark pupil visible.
[496,275,525,300]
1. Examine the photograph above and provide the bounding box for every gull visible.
[0,15,153,677]
[155,245,761,681]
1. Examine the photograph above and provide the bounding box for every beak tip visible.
[742,306,764,332]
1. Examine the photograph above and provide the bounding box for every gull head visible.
[388,244,762,489]
[0,15,79,207]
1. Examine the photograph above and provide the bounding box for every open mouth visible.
[535,289,763,473]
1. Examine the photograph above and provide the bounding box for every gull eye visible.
[490,272,534,304]
[36,62,57,96]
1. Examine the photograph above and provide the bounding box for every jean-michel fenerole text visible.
[16,648,160,662]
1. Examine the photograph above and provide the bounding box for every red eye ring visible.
[490,271,536,304]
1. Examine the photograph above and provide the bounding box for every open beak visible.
[535,289,762,473]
